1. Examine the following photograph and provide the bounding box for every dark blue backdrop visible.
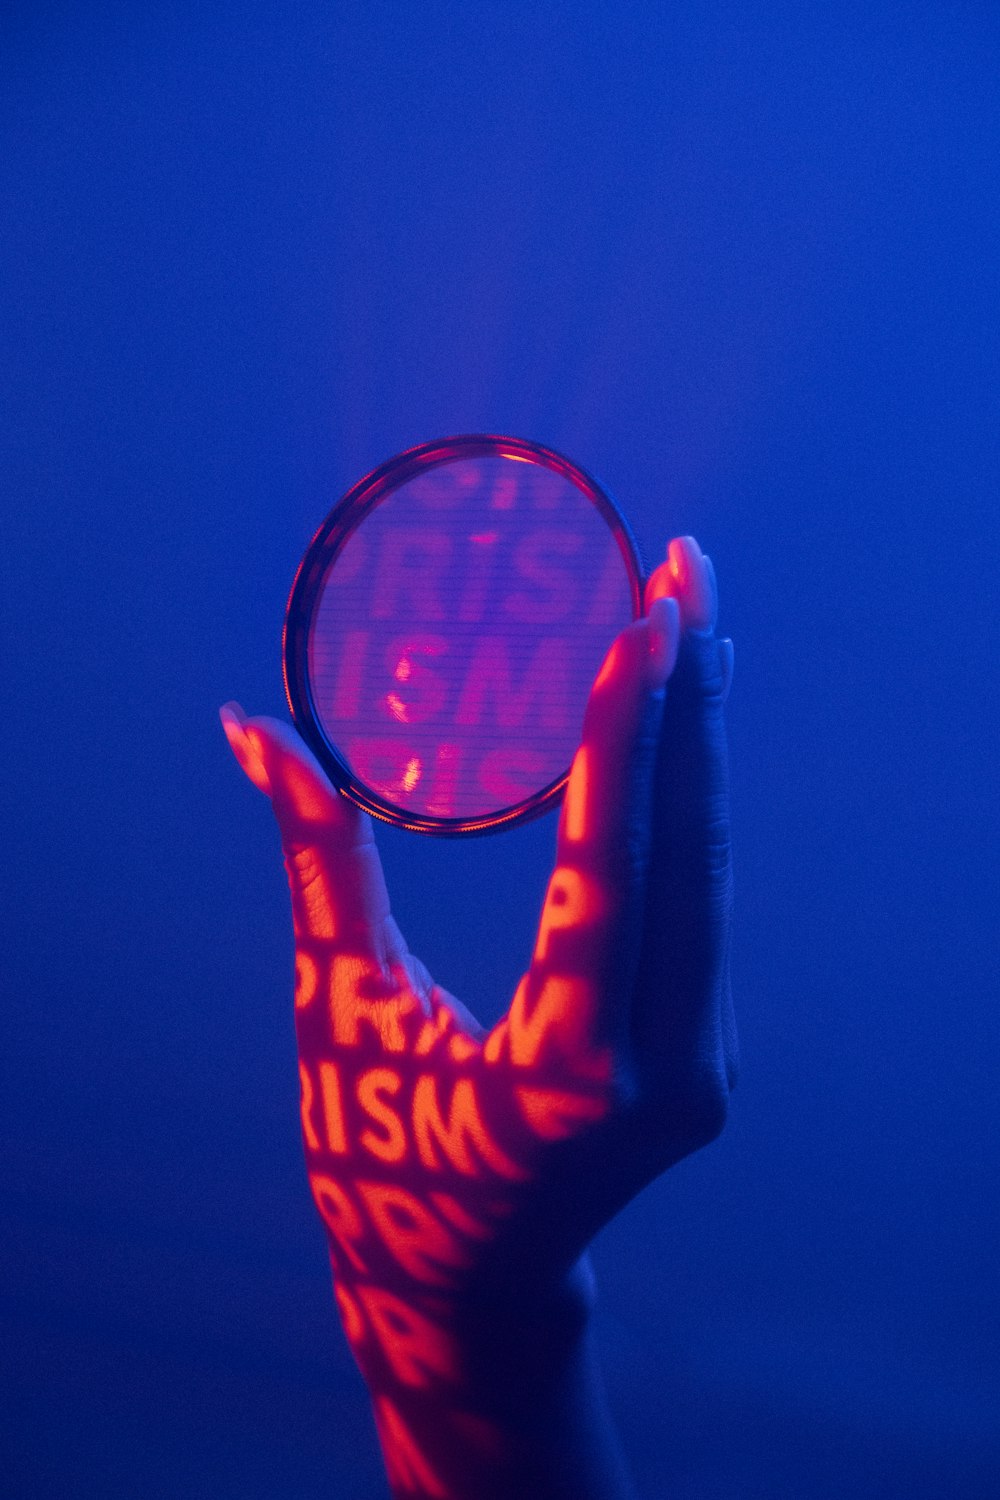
[3,4,997,1496]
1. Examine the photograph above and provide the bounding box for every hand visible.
[221,535,735,1499]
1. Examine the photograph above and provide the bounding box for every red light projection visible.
[227,620,649,1491]
[224,531,737,1498]
[290,892,615,1493]
[284,438,643,832]
[273,624,676,1492]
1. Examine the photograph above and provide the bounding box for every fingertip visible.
[238,715,361,832]
[219,703,273,795]
[220,700,247,728]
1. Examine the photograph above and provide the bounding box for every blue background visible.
[3,4,997,1496]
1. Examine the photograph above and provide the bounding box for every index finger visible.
[220,703,396,969]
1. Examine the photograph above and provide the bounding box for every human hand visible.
[221,534,735,1498]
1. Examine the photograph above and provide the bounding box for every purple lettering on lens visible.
[308,455,633,820]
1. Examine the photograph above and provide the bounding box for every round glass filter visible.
[283,434,644,834]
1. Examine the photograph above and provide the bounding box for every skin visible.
[221,534,736,1499]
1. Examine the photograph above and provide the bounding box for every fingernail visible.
[219,704,272,793]
[703,555,719,625]
[643,560,673,610]
[718,637,734,701]
[646,596,680,685]
[668,537,715,632]
[220,700,247,728]
[219,704,245,744]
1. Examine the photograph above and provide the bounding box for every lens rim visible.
[283,433,644,836]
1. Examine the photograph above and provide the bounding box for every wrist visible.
[347,1261,634,1500]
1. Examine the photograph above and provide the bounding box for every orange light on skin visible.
[309,1174,369,1273]
[357,1067,407,1163]
[358,1284,459,1388]
[447,1033,479,1064]
[562,745,591,843]
[327,954,383,1032]
[669,538,688,585]
[299,1061,321,1151]
[334,1281,366,1346]
[221,714,272,795]
[357,1181,470,1286]
[591,630,626,693]
[294,951,319,1009]
[413,1075,526,1181]
[331,990,420,1052]
[287,843,337,940]
[318,1060,349,1154]
[413,1005,455,1056]
[484,974,609,1079]
[533,867,604,963]
[283,757,337,825]
[514,1086,608,1141]
[374,1396,448,1499]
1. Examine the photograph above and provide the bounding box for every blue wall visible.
[3,4,997,1495]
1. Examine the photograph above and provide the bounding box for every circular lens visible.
[284,435,642,834]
